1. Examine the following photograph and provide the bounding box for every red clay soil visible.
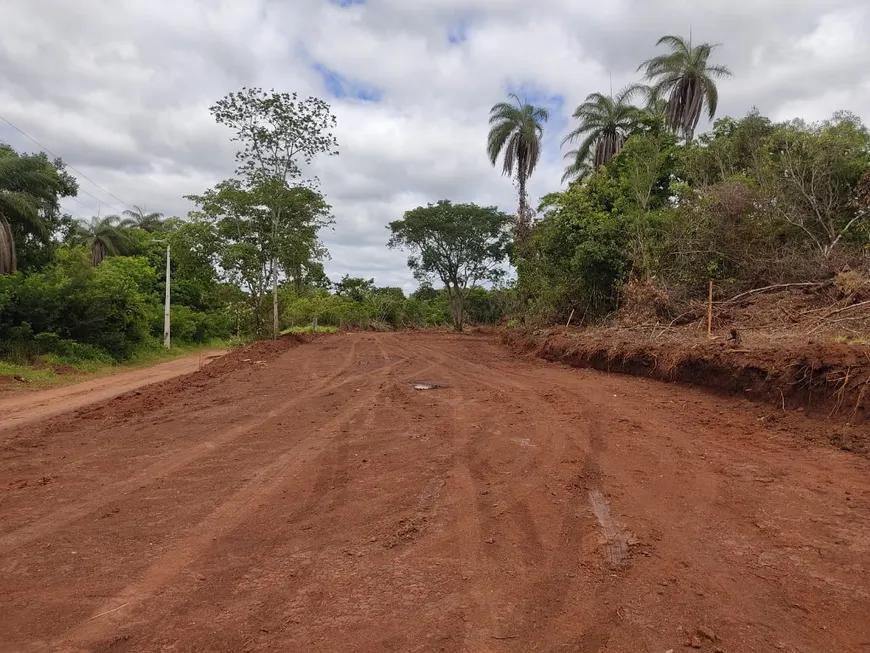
[1,332,869,652]
[0,350,227,431]
[504,328,870,453]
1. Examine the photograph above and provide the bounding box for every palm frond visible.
[561,149,592,184]
[705,64,733,78]
[486,93,549,204]
[641,33,731,140]
[655,34,690,53]
[0,191,43,235]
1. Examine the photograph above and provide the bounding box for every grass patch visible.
[0,338,232,393]
[281,325,338,334]
[0,361,58,385]
[832,336,870,346]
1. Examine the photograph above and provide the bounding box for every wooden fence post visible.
[707,280,713,339]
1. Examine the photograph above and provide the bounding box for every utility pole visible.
[164,243,171,349]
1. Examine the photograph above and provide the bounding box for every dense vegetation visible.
[2,31,869,373]
[0,90,508,370]
[488,35,870,325]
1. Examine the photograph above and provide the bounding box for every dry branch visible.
[720,281,829,305]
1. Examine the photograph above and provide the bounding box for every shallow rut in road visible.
[1,332,869,653]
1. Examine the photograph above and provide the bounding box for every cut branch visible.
[720,281,830,305]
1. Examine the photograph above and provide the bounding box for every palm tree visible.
[638,35,732,143]
[0,149,57,274]
[629,83,668,121]
[74,215,131,266]
[487,93,549,233]
[560,149,592,185]
[561,86,641,173]
[121,205,164,232]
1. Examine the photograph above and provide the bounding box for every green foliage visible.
[0,144,78,274]
[562,86,641,175]
[0,244,233,363]
[72,215,133,266]
[278,282,506,332]
[758,112,870,255]
[388,200,512,330]
[520,108,870,325]
[524,174,631,320]
[121,206,166,232]
[209,87,338,185]
[207,87,339,338]
[334,275,374,302]
[186,179,333,337]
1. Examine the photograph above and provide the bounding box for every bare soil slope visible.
[1,332,868,652]
[0,350,226,431]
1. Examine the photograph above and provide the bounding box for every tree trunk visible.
[449,289,464,332]
[271,256,279,340]
[0,215,16,275]
[684,123,695,145]
[515,173,533,245]
[253,292,264,339]
[92,242,105,267]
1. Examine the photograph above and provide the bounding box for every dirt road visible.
[1,333,868,653]
[0,350,225,431]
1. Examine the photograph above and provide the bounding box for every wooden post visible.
[565,308,575,329]
[312,316,318,333]
[707,280,713,339]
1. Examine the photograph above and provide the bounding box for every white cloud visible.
[1,0,869,293]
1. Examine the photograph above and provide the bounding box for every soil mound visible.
[503,328,869,451]
[70,334,311,424]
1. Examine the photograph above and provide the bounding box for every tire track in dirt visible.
[409,337,625,651]
[52,350,408,653]
[128,353,459,652]
[363,337,504,648]
[7,333,870,653]
[0,340,402,554]
[402,339,564,647]
[302,359,440,520]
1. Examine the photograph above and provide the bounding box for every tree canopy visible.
[388,200,512,330]
[208,87,339,337]
[0,146,78,274]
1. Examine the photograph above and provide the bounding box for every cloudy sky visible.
[2,0,869,291]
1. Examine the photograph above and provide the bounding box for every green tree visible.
[638,35,732,143]
[759,113,870,257]
[293,261,332,293]
[186,179,332,338]
[121,205,165,232]
[628,83,669,134]
[487,94,549,235]
[683,109,774,186]
[388,200,512,331]
[209,87,339,338]
[334,275,375,302]
[525,173,630,321]
[0,145,78,274]
[561,87,640,175]
[73,215,132,266]
[561,149,593,185]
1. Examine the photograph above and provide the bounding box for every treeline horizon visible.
[2,30,869,369]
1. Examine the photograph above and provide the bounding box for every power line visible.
[68,186,127,216]
[66,195,98,213]
[0,113,137,215]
